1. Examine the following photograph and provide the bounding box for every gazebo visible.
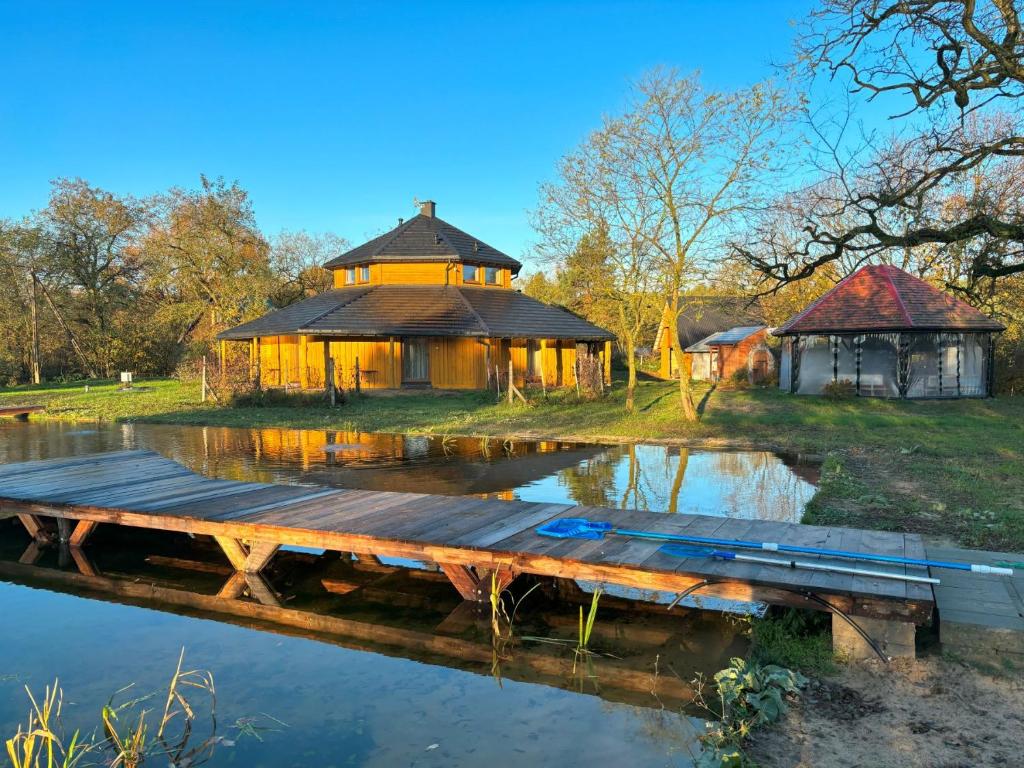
[775,265,1004,398]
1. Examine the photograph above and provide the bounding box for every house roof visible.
[218,285,615,341]
[655,296,764,350]
[323,213,522,273]
[685,325,766,353]
[773,264,1005,336]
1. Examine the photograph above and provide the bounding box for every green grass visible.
[748,609,837,676]
[2,375,1023,550]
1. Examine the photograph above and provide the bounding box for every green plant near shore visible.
[692,657,808,768]
[5,650,282,768]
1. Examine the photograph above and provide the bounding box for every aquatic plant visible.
[5,650,283,768]
[5,682,90,768]
[572,587,602,676]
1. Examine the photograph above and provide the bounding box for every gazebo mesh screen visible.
[789,332,993,398]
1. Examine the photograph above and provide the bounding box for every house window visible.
[485,267,500,285]
[345,267,356,285]
[463,264,480,283]
[359,265,371,283]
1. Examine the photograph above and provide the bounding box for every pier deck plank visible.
[0,450,934,623]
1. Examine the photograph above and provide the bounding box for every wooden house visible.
[775,265,1004,398]
[654,297,764,379]
[219,201,615,390]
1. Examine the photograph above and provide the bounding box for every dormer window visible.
[463,264,480,283]
[485,267,500,285]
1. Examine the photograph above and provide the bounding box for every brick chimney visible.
[420,200,436,218]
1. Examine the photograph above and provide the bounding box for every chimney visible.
[420,200,436,218]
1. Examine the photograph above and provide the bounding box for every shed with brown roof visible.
[774,265,1004,398]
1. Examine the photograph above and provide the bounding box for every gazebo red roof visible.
[774,264,1005,336]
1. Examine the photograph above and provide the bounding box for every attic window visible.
[485,267,500,285]
[463,264,480,283]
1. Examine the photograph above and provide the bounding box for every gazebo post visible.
[789,337,801,393]
[855,335,862,396]
[950,335,958,399]
[986,333,997,397]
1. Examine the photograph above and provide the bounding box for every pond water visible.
[0,421,818,766]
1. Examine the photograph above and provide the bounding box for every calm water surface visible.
[0,421,817,766]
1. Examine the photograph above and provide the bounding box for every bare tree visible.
[536,123,662,411]
[737,0,1024,294]
[269,230,348,306]
[607,69,793,418]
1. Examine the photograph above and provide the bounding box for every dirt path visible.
[748,657,1024,768]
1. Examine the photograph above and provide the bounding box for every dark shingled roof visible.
[218,285,614,341]
[324,213,522,273]
[774,265,1005,335]
[655,297,764,351]
[217,287,373,340]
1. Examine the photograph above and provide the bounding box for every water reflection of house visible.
[245,428,607,498]
[218,201,614,391]
[776,265,1004,398]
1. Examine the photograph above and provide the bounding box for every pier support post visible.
[440,564,517,602]
[69,520,97,548]
[16,514,50,543]
[213,536,281,574]
[216,571,282,606]
[832,615,916,660]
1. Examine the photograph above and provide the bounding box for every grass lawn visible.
[1,375,1022,551]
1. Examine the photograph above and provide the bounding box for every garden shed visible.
[775,265,1004,398]
[685,326,770,382]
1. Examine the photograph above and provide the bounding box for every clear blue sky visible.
[0,1,815,270]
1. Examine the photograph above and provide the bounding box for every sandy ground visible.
[747,656,1024,768]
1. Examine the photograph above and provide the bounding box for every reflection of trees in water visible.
[710,451,811,522]
[560,446,813,521]
[559,452,619,508]
[667,448,689,514]
[620,444,651,511]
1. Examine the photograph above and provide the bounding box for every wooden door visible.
[402,338,430,384]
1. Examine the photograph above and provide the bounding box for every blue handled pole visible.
[535,518,1014,576]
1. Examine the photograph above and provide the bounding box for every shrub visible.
[727,368,752,389]
[823,378,856,400]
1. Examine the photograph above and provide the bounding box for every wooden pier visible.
[0,450,934,656]
[0,405,44,421]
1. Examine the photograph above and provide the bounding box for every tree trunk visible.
[667,293,697,420]
[625,334,637,412]
[38,280,96,378]
[29,273,41,384]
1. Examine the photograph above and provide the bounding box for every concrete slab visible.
[926,545,1024,662]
